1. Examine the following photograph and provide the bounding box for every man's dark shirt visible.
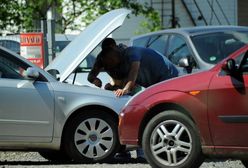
[88,47,179,87]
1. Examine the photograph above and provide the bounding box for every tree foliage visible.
[0,0,161,34]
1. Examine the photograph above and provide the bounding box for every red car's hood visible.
[152,71,214,92]
[129,70,215,106]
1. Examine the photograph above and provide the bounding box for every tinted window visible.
[167,35,192,66]
[132,36,150,47]
[55,41,71,52]
[146,34,168,55]
[0,40,20,53]
[191,31,248,64]
[0,51,29,79]
[235,52,248,73]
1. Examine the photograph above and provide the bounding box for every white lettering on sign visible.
[20,35,42,45]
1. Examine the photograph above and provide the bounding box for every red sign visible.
[20,33,44,68]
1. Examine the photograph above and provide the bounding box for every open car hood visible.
[45,8,130,82]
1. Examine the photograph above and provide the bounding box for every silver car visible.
[130,26,248,75]
[0,9,130,163]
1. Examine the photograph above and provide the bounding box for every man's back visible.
[123,47,179,87]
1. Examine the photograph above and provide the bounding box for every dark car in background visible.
[130,26,248,75]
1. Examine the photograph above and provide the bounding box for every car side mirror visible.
[178,58,189,67]
[25,67,39,79]
[47,69,60,81]
[222,59,237,74]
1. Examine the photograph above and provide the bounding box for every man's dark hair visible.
[100,47,120,60]
[101,38,116,49]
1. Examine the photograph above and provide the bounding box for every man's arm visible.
[88,57,103,87]
[114,61,140,97]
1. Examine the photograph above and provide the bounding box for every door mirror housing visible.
[25,67,39,79]
[222,59,237,74]
[178,57,189,67]
[47,69,60,80]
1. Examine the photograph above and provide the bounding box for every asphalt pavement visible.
[0,152,245,168]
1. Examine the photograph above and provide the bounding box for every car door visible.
[0,51,54,142]
[208,51,248,147]
[167,35,198,75]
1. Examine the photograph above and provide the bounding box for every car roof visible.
[132,26,248,40]
[179,26,248,36]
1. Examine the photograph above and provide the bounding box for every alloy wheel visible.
[74,118,114,159]
[150,120,192,166]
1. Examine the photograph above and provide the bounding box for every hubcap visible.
[74,118,113,159]
[89,134,98,143]
[150,120,192,166]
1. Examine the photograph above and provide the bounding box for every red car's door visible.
[208,52,248,147]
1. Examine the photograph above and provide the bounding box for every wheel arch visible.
[138,103,195,146]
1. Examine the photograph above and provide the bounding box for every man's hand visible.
[114,89,129,97]
[92,78,102,88]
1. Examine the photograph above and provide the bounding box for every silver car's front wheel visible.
[74,118,113,159]
[63,111,119,163]
[142,111,204,168]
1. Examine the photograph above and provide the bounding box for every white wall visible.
[112,0,238,44]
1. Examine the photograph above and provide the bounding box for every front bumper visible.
[118,104,148,146]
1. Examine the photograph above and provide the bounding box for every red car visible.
[119,45,248,168]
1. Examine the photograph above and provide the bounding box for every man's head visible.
[100,47,121,70]
[101,38,117,49]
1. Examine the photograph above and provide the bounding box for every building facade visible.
[113,0,248,44]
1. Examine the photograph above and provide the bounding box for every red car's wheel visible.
[142,111,204,168]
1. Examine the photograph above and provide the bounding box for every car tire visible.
[241,160,248,168]
[39,150,71,162]
[142,111,204,168]
[63,110,120,163]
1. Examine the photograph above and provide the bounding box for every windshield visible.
[191,31,248,64]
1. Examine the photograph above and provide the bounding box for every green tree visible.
[0,0,22,32]
[0,0,161,34]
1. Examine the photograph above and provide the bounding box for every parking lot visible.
[0,152,245,168]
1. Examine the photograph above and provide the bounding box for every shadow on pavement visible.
[0,158,148,165]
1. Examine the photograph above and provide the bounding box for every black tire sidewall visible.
[142,111,203,168]
[242,160,248,168]
[63,110,120,163]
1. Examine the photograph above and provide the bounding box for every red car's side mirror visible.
[222,59,237,74]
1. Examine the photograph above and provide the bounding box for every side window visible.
[146,34,168,55]
[0,52,28,79]
[0,40,20,54]
[132,36,150,47]
[236,52,248,73]
[167,35,194,67]
[244,57,248,72]
[55,41,71,56]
